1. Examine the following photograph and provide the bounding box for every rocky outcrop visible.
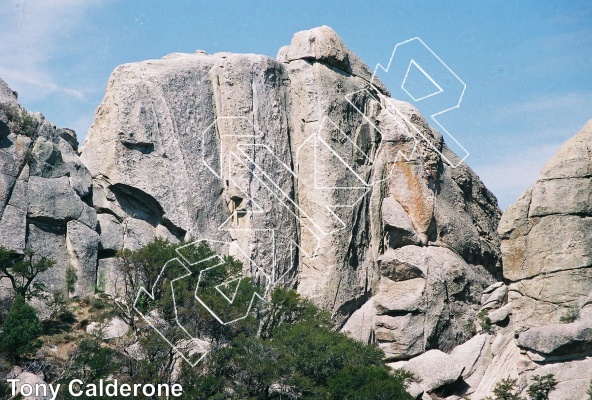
[79,26,502,360]
[500,121,592,334]
[8,25,590,400]
[402,121,592,399]
[496,120,592,399]
[0,79,98,296]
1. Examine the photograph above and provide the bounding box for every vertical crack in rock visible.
[4,26,590,399]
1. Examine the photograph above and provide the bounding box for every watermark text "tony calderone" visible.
[6,378,183,399]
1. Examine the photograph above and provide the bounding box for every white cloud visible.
[0,0,105,100]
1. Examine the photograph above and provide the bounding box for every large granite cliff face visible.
[1,25,590,399]
[79,26,502,360]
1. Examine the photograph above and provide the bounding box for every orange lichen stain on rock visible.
[501,238,526,280]
[388,161,434,236]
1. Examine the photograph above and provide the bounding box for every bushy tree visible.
[527,374,556,400]
[57,338,126,400]
[0,295,43,360]
[118,238,260,342]
[65,263,78,294]
[90,239,413,399]
[180,288,413,400]
[115,237,179,328]
[0,246,55,299]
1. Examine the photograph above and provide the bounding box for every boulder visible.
[0,204,26,251]
[0,26,512,397]
[450,334,492,393]
[402,350,464,393]
[373,246,494,360]
[96,257,125,297]
[480,283,508,310]
[0,77,18,105]
[341,296,375,344]
[27,176,84,223]
[8,370,52,400]
[374,277,425,314]
[377,247,425,281]
[122,217,155,251]
[87,316,129,339]
[97,213,124,253]
[470,326,522,399]
[488,303,512,324]
[382,197,422,248]
[521,358,592,400]
[517,321,592,357]
[27,222,70,293]
[77,26,501,332]
[476,119,592,400]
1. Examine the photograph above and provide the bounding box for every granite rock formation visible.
[79,26,502,360]
[500,120,592,400]
[0,78,98,298]
[1,25,590,399]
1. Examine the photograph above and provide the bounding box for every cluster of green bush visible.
[3,240,592,400]
[0,241,413,399]
[113,239,413,399]
[485,375,559,400]
[0,104,38,137]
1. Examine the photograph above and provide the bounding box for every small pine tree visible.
[0,295,43,360]
[587,378,592,400]
[527,374,557,400]
[484,378,525,400]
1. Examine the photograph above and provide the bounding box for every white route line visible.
[135,36,469,366]
[370,37,469,167]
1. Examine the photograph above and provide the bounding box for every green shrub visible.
[391,368,417,388]
[0,296,43,360]
[478,309,494,334]
[0,104,38,137]
[179,287,413,400]
[44,309,76,332]
[87,238,416,399]
[66,263,78,294]
[0,246,55,300]
[527,374,557,400]
[559,306,579,323]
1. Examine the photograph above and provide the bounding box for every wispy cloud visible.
[0,0,105,100]
[471,90,591,208]
[473,142,563,209]
[496,92,592,117]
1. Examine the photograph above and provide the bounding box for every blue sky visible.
[0,0,590,208]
